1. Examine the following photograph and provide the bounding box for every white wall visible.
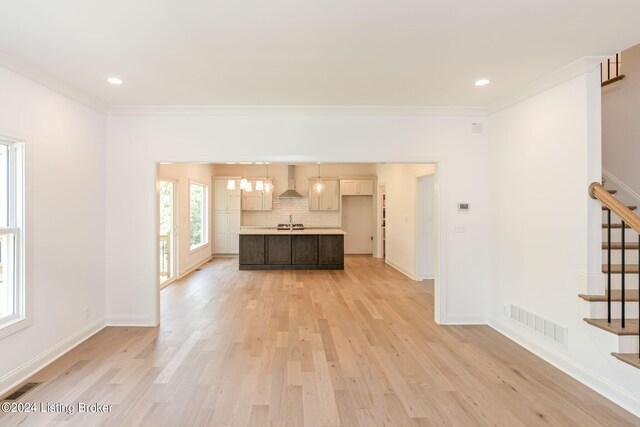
[105,111,491,325]
[489,67,640,415]
[0,66,106,393]
[602,43,640,197]
[157,163,215,277]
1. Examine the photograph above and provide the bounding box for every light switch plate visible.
[453,224,466,233]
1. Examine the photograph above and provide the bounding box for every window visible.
[0,138,25,335]
[189,182,208,250]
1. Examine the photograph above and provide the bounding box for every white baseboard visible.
[421,274,435,280]
[0,317,106,397]
[385,259,417,280]
[179,255,214,279]
[488,316,640,418]
[445,313,488,325]
[106,315,156,327]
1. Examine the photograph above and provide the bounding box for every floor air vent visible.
[509,304,567,346]
[3,382,41,401]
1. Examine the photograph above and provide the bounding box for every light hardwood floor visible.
[1,256,638,426]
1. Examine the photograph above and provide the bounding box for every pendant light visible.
[227,179,236,190]
[239,162,250,191]
[313,162,325,194]
[245,181,253,192]
[256,180,264,191]
[263,163,274,194]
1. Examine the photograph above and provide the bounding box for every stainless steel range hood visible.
[278,165,303,199]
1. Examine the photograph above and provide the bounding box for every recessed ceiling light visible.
[107,77,123,85]
[475,79,490,87]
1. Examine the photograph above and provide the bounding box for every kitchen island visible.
[238,229,345,270]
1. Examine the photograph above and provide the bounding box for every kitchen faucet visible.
[289,214,293,230]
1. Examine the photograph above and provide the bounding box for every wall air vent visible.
[509,304,567,346]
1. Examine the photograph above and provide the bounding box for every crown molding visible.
[0,47,605,119]
[107,105,487,117]
[0,46,107,114]
[487,56,607,115]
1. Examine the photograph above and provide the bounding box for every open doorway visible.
[155,161,444,324]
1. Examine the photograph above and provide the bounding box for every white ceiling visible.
[1,1,640,110]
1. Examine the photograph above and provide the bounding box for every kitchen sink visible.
[276,223,304,230]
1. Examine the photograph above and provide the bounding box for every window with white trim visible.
[189,182,208,250]
[0,138,24,332]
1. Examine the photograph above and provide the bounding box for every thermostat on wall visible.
[458,203,470,212]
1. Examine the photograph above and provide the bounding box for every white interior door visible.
[159,180,177,286]
[342,196,374,254]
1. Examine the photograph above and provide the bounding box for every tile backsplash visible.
[242,197,341,227]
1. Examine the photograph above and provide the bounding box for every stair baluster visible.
[608,209,612,323]
[622,220,626,329]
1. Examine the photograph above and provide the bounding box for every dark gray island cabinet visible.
[238,229,345,270]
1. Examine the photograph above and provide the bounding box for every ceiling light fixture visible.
[227,179,236,190]
[107,77,123,85]
[475,79,490,87]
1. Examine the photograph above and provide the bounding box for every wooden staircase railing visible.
[590,183,640,233]
[589,182,640,362]
[601,53,625,87]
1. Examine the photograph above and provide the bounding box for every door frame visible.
[158,177,179,289]
[154,157,448,325]
[415,174,436,281]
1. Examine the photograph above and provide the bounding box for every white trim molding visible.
[385,259,417,281]
[445,313,488,325]
[489,316,640,418]
[603,169,640,205]
[0,317,106,397]
[0,48,107,113]
[108,105,488,117]
[105,315,156,327]
[488,56,608,114]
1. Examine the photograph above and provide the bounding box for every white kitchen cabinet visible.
[241,194,261,211]
[214,210,240,254]
[214,179,241,210]
[309,179,340,211]
[214,179,241,254]
[341,179,374,196]
[241,179,273,211]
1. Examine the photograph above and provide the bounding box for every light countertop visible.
[238,228,346,235]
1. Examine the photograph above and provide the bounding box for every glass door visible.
[159,180,177,286]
